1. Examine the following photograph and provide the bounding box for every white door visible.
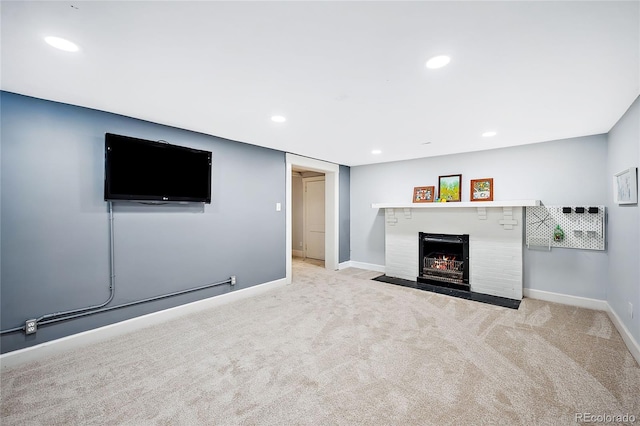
[304,177,325,260]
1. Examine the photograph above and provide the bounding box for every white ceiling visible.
[2,1,638,166]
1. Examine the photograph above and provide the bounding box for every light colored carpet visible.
[1,259,639,425]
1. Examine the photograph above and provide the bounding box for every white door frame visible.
[302,176,326,260]
[286,154,339,283]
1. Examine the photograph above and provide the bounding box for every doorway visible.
[285,153,339,284]
[303,175,325,260]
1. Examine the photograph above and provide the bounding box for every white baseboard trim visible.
[338,261,352,270]
[606,305,640,366]
[292,250,304,258]
[341,261,385,273]
[0,278,288,370]
[523,288,608,311]
[523,288,639,366]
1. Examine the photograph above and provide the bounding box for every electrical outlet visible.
[25,319,37,335]
[230,275,236,286]
[299,242,303,247]
[629,302,634,319]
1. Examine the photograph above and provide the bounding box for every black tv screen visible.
[104,133,212,203]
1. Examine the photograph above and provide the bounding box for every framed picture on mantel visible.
[413,186,435,203]
[470,178,494,202]
[438,174,462,202]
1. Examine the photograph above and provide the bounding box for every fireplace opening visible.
[418,233,469,291]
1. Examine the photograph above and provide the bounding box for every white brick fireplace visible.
[373,201,540,300]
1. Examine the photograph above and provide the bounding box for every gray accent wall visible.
[607,95,640,344]
[0,92,288,353]
[350,135,609,299]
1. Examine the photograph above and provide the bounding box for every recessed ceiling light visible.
[44,36,79,52]
[422,142,432,145]
[425,55,450,69]
[371,150,382,155]
[482,131,497,138]
[271,115,286,123]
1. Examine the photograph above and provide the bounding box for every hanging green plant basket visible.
[553,225,565,242]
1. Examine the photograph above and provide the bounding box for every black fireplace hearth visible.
[372,274,521,309]
[417,233,469,291]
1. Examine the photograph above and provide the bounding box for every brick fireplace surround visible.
[375,201,540,300]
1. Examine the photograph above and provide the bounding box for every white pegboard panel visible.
[526,205,605,251]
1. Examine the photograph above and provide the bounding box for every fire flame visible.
[433,254,456,270]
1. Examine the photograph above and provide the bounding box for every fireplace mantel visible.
[377,202,535,300]
[371,200,540,209]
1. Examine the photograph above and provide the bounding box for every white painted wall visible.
[350,135,608,299]
[292,173,304,254]
[303,176,326,260]
[607,96,640,345]
[293,171,326,256]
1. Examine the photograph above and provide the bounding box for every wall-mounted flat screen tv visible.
[104,133,212,203]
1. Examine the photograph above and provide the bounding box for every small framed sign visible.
[470,178,494,202]
[413,186,435,203]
